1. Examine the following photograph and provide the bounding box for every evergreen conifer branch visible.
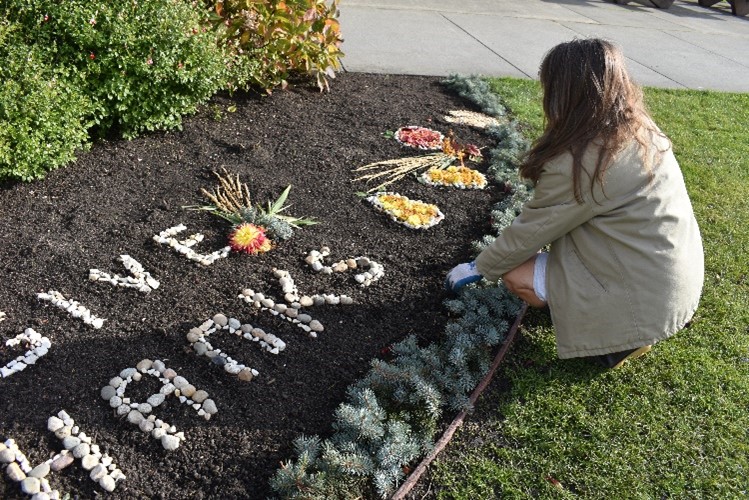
[270,75,533,498]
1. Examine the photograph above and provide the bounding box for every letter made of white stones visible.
[89,254,160,293]
[102,359,218,451]
[0,410,125,496]
[1,328,51,378]
[36,290,106,329]
[186,314,284,381]
[152,224,230,266]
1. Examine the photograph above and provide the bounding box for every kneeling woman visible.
[447,38,704,368]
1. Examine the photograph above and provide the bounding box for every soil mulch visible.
[0,73,502,499]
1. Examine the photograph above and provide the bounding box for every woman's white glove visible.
[445,261,482,292]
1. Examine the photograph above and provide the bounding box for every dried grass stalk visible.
[201,167,253,213]
[352,153,456,193]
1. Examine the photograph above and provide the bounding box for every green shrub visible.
[0,21,92,181]
[6,0,229,139]
[204,0,344,92]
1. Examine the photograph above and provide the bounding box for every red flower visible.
[89,52,95,60]
[229,223,272,254]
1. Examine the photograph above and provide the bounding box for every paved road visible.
[339,0,749,92]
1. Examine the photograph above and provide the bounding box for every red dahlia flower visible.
[229,223,272,254]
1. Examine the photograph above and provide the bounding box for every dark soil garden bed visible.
[0,73,501,499]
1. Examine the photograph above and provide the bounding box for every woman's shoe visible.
[599,345,653,369]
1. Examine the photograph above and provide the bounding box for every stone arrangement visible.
[0,410,125,498]
[186,313,276,382]
[273,267,356,304]
[36,291,105,329]
[1,438,63,498]
[304,247,384,287]
[1,328,51,378]
[89,254,160,293]
[100,359,218,450]
[153,224,230,266]
[239,287,327,338]
[47,410,125,492]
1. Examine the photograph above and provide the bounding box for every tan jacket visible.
[475,134,703,358]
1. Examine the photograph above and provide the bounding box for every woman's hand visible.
[445,261,482,292]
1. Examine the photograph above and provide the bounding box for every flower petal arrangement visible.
[394,126,444,150]
[442,109,501,129]
[419,165,488,190]
[354,131,484,193]
[366,192,445,229]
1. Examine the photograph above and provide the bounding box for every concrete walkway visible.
[339,0,749,92]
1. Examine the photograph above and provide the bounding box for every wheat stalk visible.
[352,153,456,192]
[201,167,253,213]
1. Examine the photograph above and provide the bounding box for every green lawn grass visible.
[431,78,749,498]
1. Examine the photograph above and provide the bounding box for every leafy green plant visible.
[0,20,92,181]
[5,0,229,139]
[204,0,344,92]
[195,168,316,243]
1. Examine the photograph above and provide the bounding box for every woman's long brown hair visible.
[520,38,665,202]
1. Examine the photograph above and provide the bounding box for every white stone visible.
[29,463,50,479]
[47,416,64,432]
[6,462,25,482]
[161,435,180,451]
[127,410,144,425]
[136,359,153,372]
[172,376,189,390]
[139,419,155,434]
[212,314,228,326]
[62,436,80,450]
[0,447,15,463]
[160,383,176,395]
[21,477,41,494]
[72,443,90,459]
[147,393,165,407]
[90,464,107,481]
[202,399,218,415]
[54,427,72,439]
[192,390,209,404]
[99,474,116,492]
[81,454,99,471]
